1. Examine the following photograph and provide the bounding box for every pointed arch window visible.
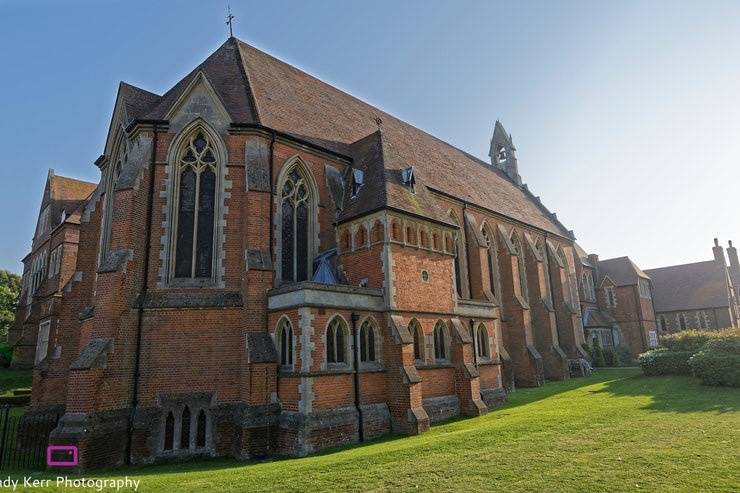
[511,233,528,302]
[277,318,293,366]
[179,406,191,449]
[174,131,218,279]
[196,410,207,448]
[678,313,688,331]
[481,227,498,298]
[163,412,174,451]
[433,321,448,361]
[477,324,490,359]
[658,314,668,332]
[359,319,378,363]
[326,317,348,364]
[101,135,128,259]
[410,320,424,363]
[280,167,312,283]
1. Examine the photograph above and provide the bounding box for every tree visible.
[0,269,21,343]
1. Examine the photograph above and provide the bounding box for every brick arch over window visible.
[276,156,319,284]
[165,120,227,285]
[409,318,424,363]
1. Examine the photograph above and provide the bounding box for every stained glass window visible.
[326,317,347,364]
[477,325,490,358]
[411,320,424,362]
[434,322,447,361]
[281,168,311,283]
[174,132,218,279]
[360,320,377,362]
[278,319,293,366]
[482,228,497,298]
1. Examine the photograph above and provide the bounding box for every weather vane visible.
[226,5,235,38]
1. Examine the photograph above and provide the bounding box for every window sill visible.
[167,278,219,288]
[416,362,454,370]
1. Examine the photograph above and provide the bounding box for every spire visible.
[488,120,521,185]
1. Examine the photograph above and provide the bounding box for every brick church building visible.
[20,37,595,469]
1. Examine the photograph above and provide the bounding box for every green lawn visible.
[12,368,740,492]
[0,368,32,397]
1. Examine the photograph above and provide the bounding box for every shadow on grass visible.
[591,372,739,414]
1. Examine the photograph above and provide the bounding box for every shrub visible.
[700,329,740,355]
[659,330,714,352]
[616,346,634,365]
[0,342,11,368]
[602,349,621,367]
[689,350,740,387]
[592,340,606,367]
[638,348,693,376]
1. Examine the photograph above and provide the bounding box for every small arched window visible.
[196,410,207,448]
[174,131,218,279]
[698,311,710,329]
[453,238,463,297]
[410,319,424,363]
[433,321,448,361]
[659,315,668,332]
[326,316,348,364]
[511,233,528,301]
[180,406,191,449]
[359,319,378,363]
[481,227,498,298]
[678,313,688,331]
[280,165,313,283]
[277,318,293,366]
[477,324,490,359]
[164,411,174,451]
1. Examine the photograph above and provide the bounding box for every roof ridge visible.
[234,39,262,124]
[644,259,719,272]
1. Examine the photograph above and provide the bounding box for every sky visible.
[1,0,739,274]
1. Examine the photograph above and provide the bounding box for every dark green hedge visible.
[659,330,714,352]
[689,351,740,387]
[638,349,693,376]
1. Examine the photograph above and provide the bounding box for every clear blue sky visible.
[1,0,739,274]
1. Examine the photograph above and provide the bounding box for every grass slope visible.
[15,369,740,492]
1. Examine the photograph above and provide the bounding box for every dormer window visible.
[400,166,415,192]
[351,169,364,197]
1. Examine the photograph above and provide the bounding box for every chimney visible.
[713,238,726,266]
[728,240,739,273]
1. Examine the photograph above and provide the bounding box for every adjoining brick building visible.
[9,170,95,369]
[574,246,658,357]
[21,37,593,469]
[645,239,740,333]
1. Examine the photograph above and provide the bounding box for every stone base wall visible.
[422,395,460,424]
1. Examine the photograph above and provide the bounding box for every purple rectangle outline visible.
[47,445,78,466]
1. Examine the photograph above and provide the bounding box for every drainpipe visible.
[350,311,364,442]
[127,123,159,464]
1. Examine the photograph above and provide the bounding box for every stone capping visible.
[97,249,133,274]
[246,333,278,364]
[278,367,386,378]
[401,366,422,384]
[143,291,243,309]
[463,212,487,247]
[499,346,512,363]
[78,305,95,321]
[526,344,543,361]
[246,249,273,271]
[416,362,455,370]
[450,318,473,344]
[546,240,565,268]
[455,299,498,318]
[541,297,555,313]
[267,281,384,311]
[514,292,531,310]
[463,363,479,379]
[70,338,113,370]
[523,232,545,262]
[389,315,412,344]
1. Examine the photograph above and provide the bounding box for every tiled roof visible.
[598,256,649,287]
[119,82,161,125]
[582,307,616,328]
[126,38,572,236]
[644,260,730,312]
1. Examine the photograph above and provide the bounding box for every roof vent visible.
[400,166,416,192]
[351,169,364,197]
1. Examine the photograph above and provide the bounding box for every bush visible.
[638,348,693,376]
[659,330,714,352]
[0,342,11,368]
[616,346,634,365]
[592,340,606,367]
[602,349,621,367]
[689,350,740,387]
[700,329,740,355]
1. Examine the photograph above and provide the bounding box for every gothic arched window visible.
[196,410,207,448]
[326,316,348,364]
[477,324,490,359]
[164,411,174,451]
[678,313,688,331]
[277,318,293,366]
[511,233,528,302]
[410,319,424,363]
[359,319,378,363]
[174,131,218,279]
[433,321,448,361]
[101,134,128,260]
[180,406,191,449]
[280,167,312,283]
[481,227,498,298]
